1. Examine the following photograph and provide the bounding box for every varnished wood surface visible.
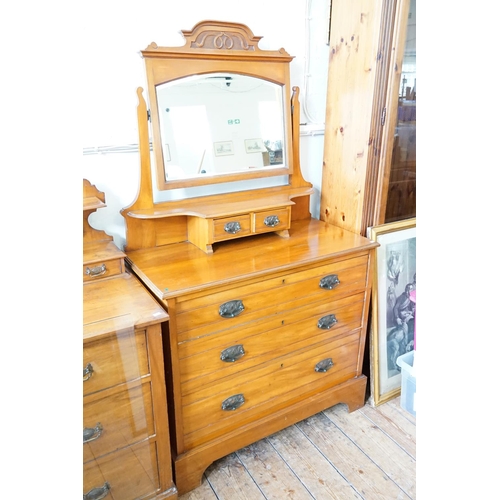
[126,219,378,300]
[83,379,154,463]
[84,439,160,500]
[179,398,416,500]
[83,329,149,395]
[83,179,114,243]
[83,239,126,265]
[83,273,168,341]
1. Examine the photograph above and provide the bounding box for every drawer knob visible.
[319,274,340,290]
[219,299,245,318]
[85,264,107,277]
[83,422,103,443]
[315,358,334,373]
[264,215,280,227]
[221,344,245,362]
[317,314,338,330]
[83,363,94,381]
[221,394,245,411]
[83,482,111,500]
[224,221,241,234]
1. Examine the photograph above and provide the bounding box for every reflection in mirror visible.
[156,73,285,182]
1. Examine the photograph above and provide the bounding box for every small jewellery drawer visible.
[181,331,360,449]
[83,257,124,282]
[178,292,366,394]
[84,439,159,500]
[253,207,290,233]
[83,329,149,396]
[212,214,252,242]
[83,380,154,463]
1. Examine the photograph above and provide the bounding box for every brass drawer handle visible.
[317,314,338,330]
[83,363,94,381]
[83,482,111,500]
[319,274,340,290]
[222,394,245,411]
[220,344,245,362]
[315,358,334,373]
[224,221,241,234]
[85,264,107,277]
[263,215,280,227]
[83,422,103,443]
[219,299,245,318]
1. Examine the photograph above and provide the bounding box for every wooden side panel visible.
[320,0,384,234]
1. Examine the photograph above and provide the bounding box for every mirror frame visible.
[141,20,295,191]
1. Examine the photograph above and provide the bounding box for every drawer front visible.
[179,292,365,394]
[181,332,360,449]
[212,214,252,242]
[176,257,368,339]
[176,255,368,314]
[83,258,124,282]
[84,439,159,500]
[83,329,149,396]
[83,380,154,463]
[253,207,290,233]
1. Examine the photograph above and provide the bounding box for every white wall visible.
[82,0,331,247]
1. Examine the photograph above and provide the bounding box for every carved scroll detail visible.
[192,31,254,51]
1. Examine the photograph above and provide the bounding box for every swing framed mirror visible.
[122,20,313,253]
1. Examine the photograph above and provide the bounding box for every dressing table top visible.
[126,218,378,300]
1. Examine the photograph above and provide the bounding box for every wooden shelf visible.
[83,196,106,211]
[125,186,314,220]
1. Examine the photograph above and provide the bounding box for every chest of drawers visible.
[83,179,177,499]
[83,274,178,500]
[125,218,378,495]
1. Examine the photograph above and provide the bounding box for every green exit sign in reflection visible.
[227,119,240,125]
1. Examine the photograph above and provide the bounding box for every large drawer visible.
[178,292,365,394]
[181,331,360,449]
[83,329,149,396]
[83,379,154,463]
[176,255,369,339]
[83,439,159,500]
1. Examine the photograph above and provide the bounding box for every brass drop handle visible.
[319,274,340,290]
[220,344,245,362]
[83,422,103,443]
[317,314,338,330]
[219,299,245,318]
[221,394,245,411]
[86,264,107,277]
[83,482,111,500]
[315,358,334,373]
[264,215,280,227]
[224,221,241,234]
[83,363,94,381]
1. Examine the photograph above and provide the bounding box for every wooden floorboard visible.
[179,398,416,500]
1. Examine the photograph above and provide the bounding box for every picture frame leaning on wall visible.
[367,218,416,406]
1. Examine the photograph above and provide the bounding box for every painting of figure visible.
[368,218,416,405]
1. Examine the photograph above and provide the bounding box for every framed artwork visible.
[367,218,416,406]
[244,138,266,153]
[214,141,234,156]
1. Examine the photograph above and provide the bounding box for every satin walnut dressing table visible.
[120,21,379,495]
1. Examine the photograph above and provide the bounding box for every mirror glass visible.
[156,73,286,181]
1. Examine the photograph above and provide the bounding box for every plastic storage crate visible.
[396,350,416,417]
